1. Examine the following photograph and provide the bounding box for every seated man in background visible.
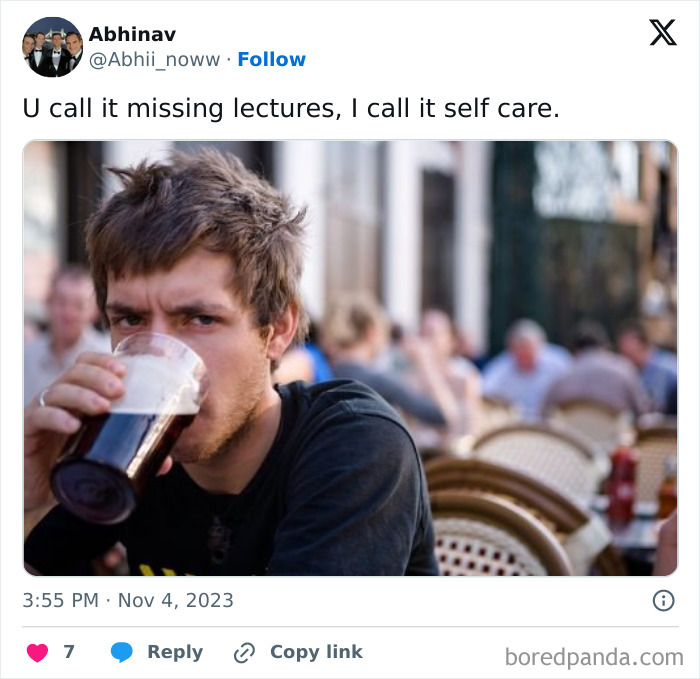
[24,149,437,576]
[542,320,649,418]
[616,320,677,415]
[24,266,109,406]
[482,319,571,420]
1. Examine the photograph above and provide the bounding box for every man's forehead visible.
[106,273,239,305]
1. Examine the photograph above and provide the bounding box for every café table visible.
[592,497,662,575]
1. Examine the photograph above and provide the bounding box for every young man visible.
[40,33,69,77]
[64,32,83,73]
[22,34,36,70]
[24,149,438,576]
[32,32,48,71]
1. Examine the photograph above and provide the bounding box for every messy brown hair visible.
[86,148,308,342]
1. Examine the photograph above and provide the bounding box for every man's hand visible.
[24,352,126,516]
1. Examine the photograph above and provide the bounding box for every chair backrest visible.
[470,423,607,505]
[424,458,624,575]
[477,396,520,436]
[634,425,677,504]
[548,398,633,454]
[431,490,573,576]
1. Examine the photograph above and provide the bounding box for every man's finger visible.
[75,351,126,376]
[157,456,173,476]
[26,405,81,437]
[54,363,126,399]
[38,383,112,417]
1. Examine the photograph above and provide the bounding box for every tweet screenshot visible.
[0,1,698,677]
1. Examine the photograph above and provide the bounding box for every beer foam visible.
[110,354,201,415]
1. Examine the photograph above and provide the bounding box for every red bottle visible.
[607,445,638,526]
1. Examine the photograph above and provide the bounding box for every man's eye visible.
[191,315,215,326]
[114,316,143,327]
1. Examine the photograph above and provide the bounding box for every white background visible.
[1,2,698,678]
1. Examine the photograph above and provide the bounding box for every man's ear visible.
[266,305,299,361]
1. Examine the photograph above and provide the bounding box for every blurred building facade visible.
[24,140,676,356]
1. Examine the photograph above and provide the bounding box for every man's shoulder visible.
[540,343,572,370]
[649,349,677,375]
[594,351,639,381]
[277,379,416,461]
[281,378,404,419]
[24,333,50,358]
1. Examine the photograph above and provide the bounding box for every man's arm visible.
[25,505,121,575]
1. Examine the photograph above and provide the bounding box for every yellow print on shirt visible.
[139,564,195,576]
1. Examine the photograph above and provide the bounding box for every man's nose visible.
[149,319,172,335]
[148,317,187,338]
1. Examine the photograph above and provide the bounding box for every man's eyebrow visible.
[105,301,234,316]
[166,302,233,316]
[104,302,150,316]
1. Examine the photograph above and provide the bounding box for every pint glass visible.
[51,332,208,524]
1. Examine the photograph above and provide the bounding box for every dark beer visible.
[51,412,195,524]
[49,333,208,524]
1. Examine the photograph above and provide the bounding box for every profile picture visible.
[23,17,83,77]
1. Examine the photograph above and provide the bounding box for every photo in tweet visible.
[23,140,677,577]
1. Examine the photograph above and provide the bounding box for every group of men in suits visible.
[23,31,83,77]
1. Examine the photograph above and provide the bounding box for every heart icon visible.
[27,644,48,663]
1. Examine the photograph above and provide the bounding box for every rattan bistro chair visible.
[476,396,521,436]
[548,398,634,455]
[425,458,625,575]
[634,425,677,504]
[431,491,574,576]
[469,423,607,505]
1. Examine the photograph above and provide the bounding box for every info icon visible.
[652,590,675,612]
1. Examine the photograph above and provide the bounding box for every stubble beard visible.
[172,362,269,466]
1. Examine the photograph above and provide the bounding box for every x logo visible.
[650,19,677,46]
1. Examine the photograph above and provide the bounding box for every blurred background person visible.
[482,319,571,420]
[274,319,334,385]
[24,265,109,405]
[542,320,649,418]
[322,292,459,432]
[420,308,481,438]
[653,510,677,576]
[24,318,39,343]
[616,319,677,416]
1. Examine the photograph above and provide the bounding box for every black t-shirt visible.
[25,380,438,576]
